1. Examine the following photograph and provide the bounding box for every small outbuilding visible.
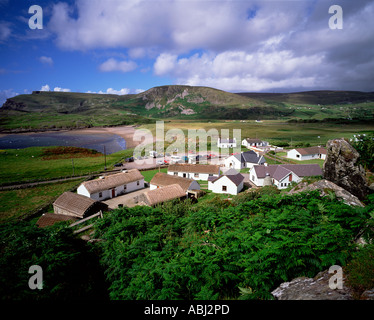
[52,191,108,219]
[150,172,200,194]
[138,184,186,207]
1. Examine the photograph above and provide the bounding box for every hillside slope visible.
[1,86,373,131]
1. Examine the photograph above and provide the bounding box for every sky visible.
[1,0,374,104]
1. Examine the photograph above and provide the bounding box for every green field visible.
[0,179,84,222]
[142,119,374,148]
[0,147,134,186]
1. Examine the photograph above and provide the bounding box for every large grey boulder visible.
[271,270,354,300]
[288,179,364,207]
[323,138,368,200]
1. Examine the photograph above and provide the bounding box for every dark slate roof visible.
[253,164,322,181]
[294,146,327,156]
[211,173,244,186]
[224,168,240,175]
[232,151,265,165]
[244,138,264,143]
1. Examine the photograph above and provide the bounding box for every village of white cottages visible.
[36,137,326,228]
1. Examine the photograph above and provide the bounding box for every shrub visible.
[345,244,374,298]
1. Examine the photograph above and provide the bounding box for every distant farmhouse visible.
[77,169,144,200]
[224,150,266,170]
[249,164,322,189]
[150,172,200,194]
[138,184,186,207]
[217,137,237,148]
[287,146,327,161]
[208,169,244,195]
[168,163,220,181]
[242,138,269,148]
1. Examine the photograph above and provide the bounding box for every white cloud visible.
[153,50,323,92]
[0,89,18,106]
[47,0,374,92]
[53,87,71,92]
[40,85,71,92]
[86,88,143,95]
[153,53,178,76]
[41,84,50,91]
[99,58,137,73]
[39,56,54,66]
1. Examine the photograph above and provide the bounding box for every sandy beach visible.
[68,125,140,149]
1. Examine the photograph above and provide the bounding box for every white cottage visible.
[167,163,220,181]
[224,150,266,170]
[242,138,269,148]
[77,169,144,201]
[217,138,237,148]
[208,170,244,195]
[287,146,327,161]
[249,164,322,189]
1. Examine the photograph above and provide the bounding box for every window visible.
[209,174,213,177]
[252,175,255,181]
[194,173,199,178]
[289,174,292,181]
[99,192,102,198]
[174,172,178,176]
[137,180,140,186]
[124,185,127,190]
[222,186,227,191]
[296,154,300,158]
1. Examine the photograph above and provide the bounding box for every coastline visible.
[0,125,141,149]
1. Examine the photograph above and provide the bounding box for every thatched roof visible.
[150,172,196,192]
[140,184,186,206]
[168,163,220,175]
[53,191,106,218]
[36,213,77,228]
[81,169,144,194]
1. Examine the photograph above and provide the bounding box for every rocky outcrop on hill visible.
[288,179,364,207]
[323,138,368,200]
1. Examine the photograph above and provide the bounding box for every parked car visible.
[114,162,123,167]
[125,157,134,162]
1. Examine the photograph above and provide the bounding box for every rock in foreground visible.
[323,138,368,200]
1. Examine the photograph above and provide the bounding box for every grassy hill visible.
[0,86,373,131]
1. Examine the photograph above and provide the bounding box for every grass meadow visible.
[139,119,374,149]
[0,179,84,222]
[0,147,134,186]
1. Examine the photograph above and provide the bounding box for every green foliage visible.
[0,221,108,300]
[94,190,372,300]
[352,133,374,171]
[345,244,374,297]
